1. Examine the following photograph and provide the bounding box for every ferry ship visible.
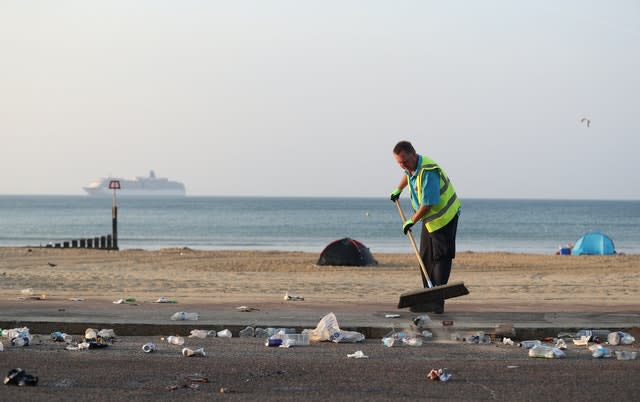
[83,171,186,197]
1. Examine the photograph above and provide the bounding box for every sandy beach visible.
[1,247,638,312]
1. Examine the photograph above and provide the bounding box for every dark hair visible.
[393,141,415,154]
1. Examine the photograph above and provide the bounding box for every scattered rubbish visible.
[528,345,565,359]
[412,315,432,327]
[572,336,590,346]
[607,331,635,346]
[422,330,433,340]
[614,350,638,360]
[171,312,199,321]
[239,326,255,337]
[97,329,116,340]
[589,344,613,358]
[575,329,610,342]
[236,305,259,312]
[254,328,269,338]
[4,368,38,387]
[18,289,46,300]
[51,331,73,343]
[503,337,515,346]
[85,328,97,340]
[284,292,304,301]
[70,297,85,302]
[113,297,138,305]
[217,329,232,338]
[142,342,156,353]
[0,341,3,352]
[167,336,185,345]
[182,347,206,357]
[189,329,215,339]
[385,314,401,318]
[519,340,542,349]
[154,296,177,303]
[506,365,519,369]
[305,312,365,343]
[441,320,454,327]
[347,350,369,359]
[266,338,283,347]
[555,339,567,350]
[382,329,422,347]
[427,368,451,382]
[11,337,30,347]
[464,332,492,344]
[168,375,209,391]
[281,334,309,347]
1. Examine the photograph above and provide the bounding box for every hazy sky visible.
[2,1,639,199]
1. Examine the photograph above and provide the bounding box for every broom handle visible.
[395,199,434,288]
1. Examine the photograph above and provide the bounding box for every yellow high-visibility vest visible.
[411,155,460,233]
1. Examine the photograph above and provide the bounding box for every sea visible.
[0,196,638,255]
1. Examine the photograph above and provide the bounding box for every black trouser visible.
[418,213,459,309]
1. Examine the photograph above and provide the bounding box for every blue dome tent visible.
[572,231,616,256]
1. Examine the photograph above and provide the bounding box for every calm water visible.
[0,196,638,254]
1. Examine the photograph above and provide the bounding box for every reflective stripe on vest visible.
[413,156,461,233]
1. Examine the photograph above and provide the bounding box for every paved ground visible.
[2,299,640,400]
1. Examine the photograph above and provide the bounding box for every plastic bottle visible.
[142,342,156,353]
[188,329,210,339]
[589,344,612,358]
[608,331,635,345]
[614,350,638,360]
[182,347,206,357]
[282,333,310,347]
[239,326,255,337]
[170,312,199,321]
[11,337,29,347]
[576,329,610,342]
[166,336,185,345]
[519,340,542,349]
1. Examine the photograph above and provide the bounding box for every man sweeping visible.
[390,141,461,313]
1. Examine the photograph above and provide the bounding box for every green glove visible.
[390,188,402,202]
[403,219,415,234]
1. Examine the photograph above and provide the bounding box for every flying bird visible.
[581,117,591,127]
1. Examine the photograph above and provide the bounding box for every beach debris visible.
[217,329,232,338]
[385,314,401,318]
[575,329,610,343]
[188,329,215,339]
[422,330,433,340]
[168,375,208,392]
[427,368,451,382]
[18,289,46,300]
[441,320,454,327]
[182,347,206,357]
[382,329,422,347]
[589,344,613,358]
[47,262,57,267]
[4,368,38,387]
[413,314,432,327]
[518,340,542,349]
[51,331,73,343]
[580,117,591,127]
[284,292,304,301]
[555,338,567,350]
[266,338,282,347]
[167,336,185,345]
[113,297,138,305]
[607,331,635,345]
[615,351,638,360]
[572,336,590,346]
[347,350,369,359]
[142,342,156,353]
[0,341,3,352]
[155,296,178,304]
[97,329,116,340]
[528,345,565,359]
[239,326,255,337]
[503,337,515,346]
[304,312,365,343]
[171,311,199,321]
[69,297,85,302]
[85,328,97,340]
[236,305,259,312]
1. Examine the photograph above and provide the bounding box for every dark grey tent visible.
[317,238,378,266]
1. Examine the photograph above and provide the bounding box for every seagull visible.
[47,262,57,267]
[580,117,591,127]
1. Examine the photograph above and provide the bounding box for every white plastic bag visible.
[305,312,365,343]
